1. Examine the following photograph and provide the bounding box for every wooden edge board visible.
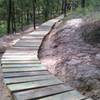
[13,84,73,100]
[4,74,55,84]
[38,90,86,100]
[2,67,47,72]
[2,63,43,68]
[2,57,38,61]
[7,78,63,92]
[1,60,41,64]
[3,71,49,78]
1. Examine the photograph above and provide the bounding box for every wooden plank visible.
[14,43,41,47]
[9,47,39,50]
[41,22,54,27]
[2,55,38,61]
[38,90,86,100]
[13,84,73,100]
[19,40,42,43]
[41,20,57,27]
[2,63,44,68]
[3,53,37,56]
[5,48,38,52]
[2,52,38,57]
[4,51,37,55]
[2,54,38,58]
[2,67,47,72]
[21,36,43,39]
[13,45,40,48]
[7,78,63,92]
[17,41,41,44]
[23,33,45,36]
[23,34,45,36]
[27,31,49,36]
[2,65,44,68]
[2,57,38,61]
[2,56,38,60]
[4,74,55,84]
[2,60,41,64]
[2,63,42,68]
[4,71,49,78]
[38,26,51,31]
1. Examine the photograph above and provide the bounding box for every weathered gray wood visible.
[2,67,47,72]
[27,31,49,36]
[4,75,55,84]
[2,60,41,64]
[13,84,73,100]
[9,47,39,50]
[22,34,44,37]
[5,49,37,52]
[17,41,41,44]
[14,42,41,47]
[7,78,63,92]
[2,63,44,68]
[38,90,86,100]
[4,71,49,78]
[13,45,40,49]
[2,55,38,58]
[3,53,35,56]
[19,39,42,43]
[2,55,38,61]
[21,36,43,40]
[4,51,37,55]
[38,26,51,31]
[2,65,44,68]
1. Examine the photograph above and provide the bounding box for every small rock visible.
[67,59,82,65]
[95,54,100,60]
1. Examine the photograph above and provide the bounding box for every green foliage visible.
[0,0,62,36]
[0,0,100,37]
[0,21,7,36]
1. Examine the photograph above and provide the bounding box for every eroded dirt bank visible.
[39,18,100,100]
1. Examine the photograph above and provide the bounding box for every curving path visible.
[1,16,91,100]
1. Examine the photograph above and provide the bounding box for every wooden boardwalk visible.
[1,16,92,100]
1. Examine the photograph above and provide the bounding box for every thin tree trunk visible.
[32,0,36,30]
[7,0,12,34]
[81,0,85,8]
[61,0,64,14]
[12,0,16,33]
[64,0,67,17]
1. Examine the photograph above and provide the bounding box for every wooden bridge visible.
[1,16,92,100]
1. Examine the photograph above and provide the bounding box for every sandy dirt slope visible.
[39,18,100,100]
